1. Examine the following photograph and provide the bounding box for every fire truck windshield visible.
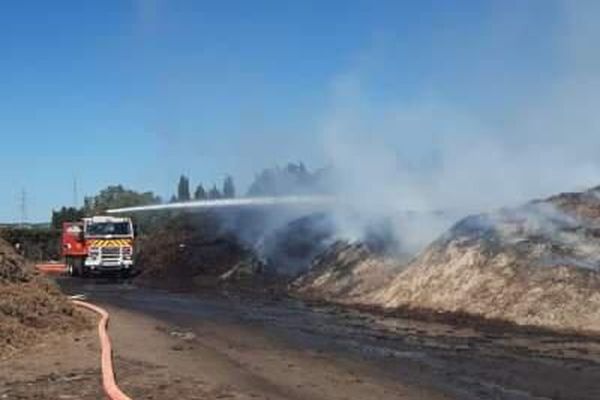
[86,222,131,237]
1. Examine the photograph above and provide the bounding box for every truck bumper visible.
[84,259,133,273]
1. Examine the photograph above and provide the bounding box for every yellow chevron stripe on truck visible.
[89,239,133,248]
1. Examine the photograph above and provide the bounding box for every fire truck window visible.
[86,223,131,236]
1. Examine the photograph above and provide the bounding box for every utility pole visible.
[19,189,27,228]
[73,176,79,208]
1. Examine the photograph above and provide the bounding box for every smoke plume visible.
[317,1,600,253]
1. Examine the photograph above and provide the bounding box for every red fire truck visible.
[62,216,135,277]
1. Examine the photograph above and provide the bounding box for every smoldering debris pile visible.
[260,213,335,276]
[0,238,87,357]
[135,213,272,290]
[294,186,600,334]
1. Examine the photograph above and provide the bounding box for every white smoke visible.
[122,2,600,264]
[318,1,600,253]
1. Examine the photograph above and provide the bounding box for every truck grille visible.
[101,247,121,260]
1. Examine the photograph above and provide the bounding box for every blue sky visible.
[0,1,577,222]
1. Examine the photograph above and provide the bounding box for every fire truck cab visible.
[62,216,135,277]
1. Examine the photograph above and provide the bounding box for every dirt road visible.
[2,278,600,399]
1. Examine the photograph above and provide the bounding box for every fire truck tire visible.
[74,258,84,278]
[66,257,76,277]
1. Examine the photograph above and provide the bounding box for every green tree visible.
[83,185,160,215]
[246,162,331,196]
[51,206,85,230]
[194,184,207,200]
[208,185,221,199]
[177,175,191,202]
[222,176,235,198]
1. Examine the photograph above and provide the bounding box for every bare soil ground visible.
[4,278,599,400]
[0,302,450,400]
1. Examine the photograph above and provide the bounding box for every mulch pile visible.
[295,186,600,335]
[0,238,88,358]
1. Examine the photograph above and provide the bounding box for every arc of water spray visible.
[106,195,335,214]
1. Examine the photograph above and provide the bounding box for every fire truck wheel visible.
[73,259,84,278]
[66,258,77,277]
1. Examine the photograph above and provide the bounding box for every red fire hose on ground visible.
[71,298,133,400]
[34,263,132,399]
